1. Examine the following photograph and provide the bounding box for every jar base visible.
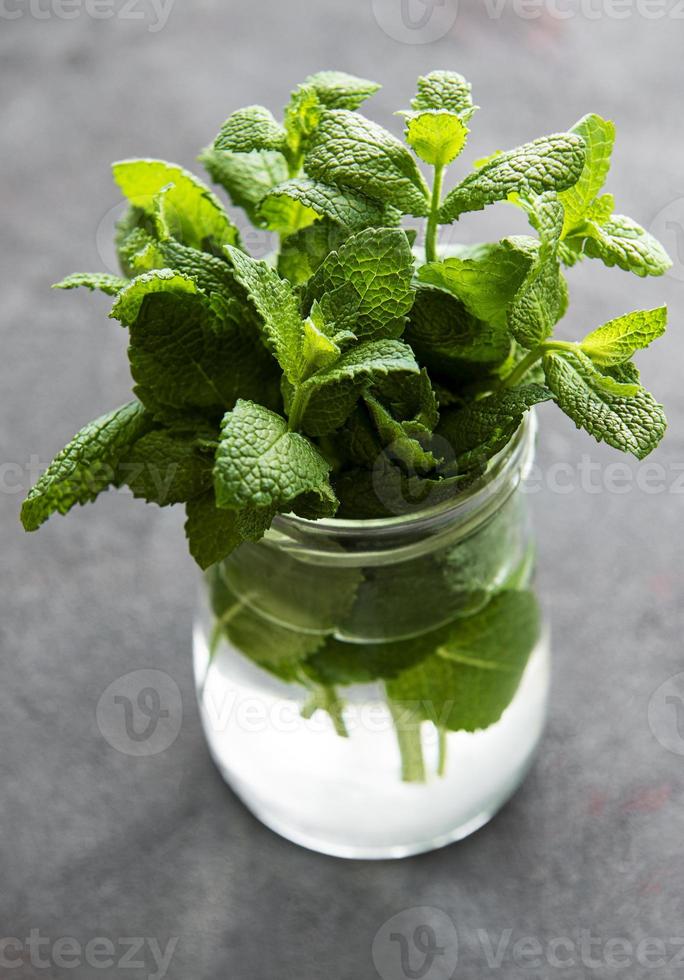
[215,757,522,859]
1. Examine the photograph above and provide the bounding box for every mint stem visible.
[388,699,427,783]
[437,726,448,777]
[425,164,444,264]
[501,339,578,389]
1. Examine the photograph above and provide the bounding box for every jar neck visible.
[266,412,537,565]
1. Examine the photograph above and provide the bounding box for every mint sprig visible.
[23,69,669,563]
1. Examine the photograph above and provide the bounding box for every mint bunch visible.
[22,70,670,568]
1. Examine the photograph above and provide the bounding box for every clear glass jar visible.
[193,414,549,859]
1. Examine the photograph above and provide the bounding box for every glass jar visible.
[193,414,549,859]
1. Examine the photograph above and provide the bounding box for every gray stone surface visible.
[2,3,684,977]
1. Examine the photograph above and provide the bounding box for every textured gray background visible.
[2,1,684,977]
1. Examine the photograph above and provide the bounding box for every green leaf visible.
[213,105,286,153]
[363,392,438,471]
[116,273,277,416]
[386,590,540,732]
[304,70,381,110]
[582,214,672,277]
[120,428,214,505]
[508,194,566,349]
[404,110,468,167]
[109,268,199,325]
[580,307,667,366]
[292,339,421,437]
[260,177,396,231]
[305,631,436,686]
[257,193,319,237]
[225,246,307,385]
[126,237,243,309]
[206,564,326,680]
[305,110,430,216]
[185,492,246,569]
[437,384,551,471]
[54,273,128,296]
[333,459,476,519]
[112,159,239,251]
[411,70,476,119]
[21,401,153,531]
[559,113,615,234]
[406,286,512,380]
[283,84,322,163]
[438,133,586,222]
[213,400,333,510]
[277,219,349,285]
[543,349,666,459]
[304,227,416,340]
[419,240,532,328]
[200,147,289,225]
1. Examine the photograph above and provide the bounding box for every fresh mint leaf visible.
[305,631,435,686]
[121,428,214,505]
[580,307,667,366]
[559,113,615,234]
[115,273,278,416]
[305,110,430,216]
[277,219,349,285]
[508,194,566,349]
[283,84,322,165]
[437,384,551,471]
[225,245,308,384]
[386,590,540,732]
[411,70,476,119]
[213,106,287,153]
[543,348,666,458]
[304,227,415,340]
[112,159,239,251]
[208,572,327,681]
[257,193,319,237]
[406,286,511,380]
[290,339,420,437]
[403,110,468,167]
[404,109,468,168]
[582,214,672,277]
[54,273,128,296]
[200,147,289,226]
[109,268,199,325]
[185,492,245,568]
[438,133,586,222]
[213,400,333,510]
[419,240,532,328]
[21,401,153,531]
[261,177,397,231]
[304,70,381,110]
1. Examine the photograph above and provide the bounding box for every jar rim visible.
[270,411,536,553]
